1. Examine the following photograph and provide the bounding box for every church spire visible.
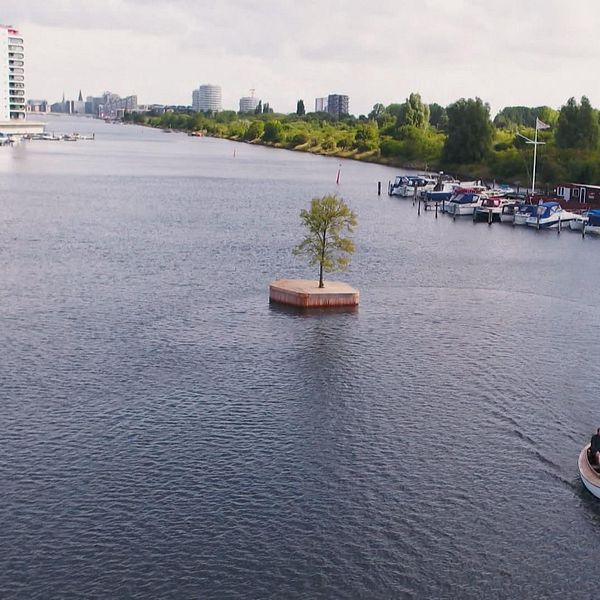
[78,89,83,102]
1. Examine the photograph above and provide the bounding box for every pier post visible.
[557,214,561,234]
[418,197,421,216]
[378,181,381,196]
[488,209,493,225]
[435,201,438,219]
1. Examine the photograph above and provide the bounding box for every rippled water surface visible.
[2,116,600,599]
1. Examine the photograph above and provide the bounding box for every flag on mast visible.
[536,118,550,130]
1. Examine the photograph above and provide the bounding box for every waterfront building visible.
[73,89,85,114]
[0,24,43,136]
[315,97,327,113]
[0,24,26,121]
[239,95,259,113]
[26,99,49,113]
[98,92,138,119]
[327,94,349,119]
[192,84,222,112]
[556,183,600,205]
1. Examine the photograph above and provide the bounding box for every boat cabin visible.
[555,183,600,204]
[587,209,600,227]
[536,201,561,218]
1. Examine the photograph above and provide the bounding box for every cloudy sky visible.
[6,0,600,116]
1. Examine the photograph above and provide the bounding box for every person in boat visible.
[590,427,600,465]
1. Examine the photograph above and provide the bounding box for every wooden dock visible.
[269,279,359,308]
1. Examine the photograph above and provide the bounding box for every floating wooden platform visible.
[269,279,359,308]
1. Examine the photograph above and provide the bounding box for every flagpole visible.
[531,121,539,195]
[517,119,546,199]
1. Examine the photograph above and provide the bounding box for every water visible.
[2,116,600,599]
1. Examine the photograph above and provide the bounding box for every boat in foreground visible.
[578,444,600,498]
[389,175,437,197]
[568,212,588,232]
[584,209,600,235]
[526,201,577,229]
[473,195,512,222]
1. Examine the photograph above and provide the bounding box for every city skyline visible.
[6,0,600,116]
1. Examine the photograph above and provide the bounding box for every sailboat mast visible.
[531,122,539,195]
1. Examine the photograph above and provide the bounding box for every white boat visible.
[513,204,538,226]
[569,212,588,231]
[389,175,436,197]
[579,444,600,498]
[500,202,517,223]
[445,189,486,216]
[526,201,577,229]
[584,209,600,235]
[473,195,511,222]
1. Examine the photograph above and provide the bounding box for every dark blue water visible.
[2,116,600,599]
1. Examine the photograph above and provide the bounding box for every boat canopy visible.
[451,193,479,204]
[425,191,452,201]
[587,209,600,226]
[536,202,560,218]
[515,204,537,215]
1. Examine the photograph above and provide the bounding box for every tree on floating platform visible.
[293,194,357,288]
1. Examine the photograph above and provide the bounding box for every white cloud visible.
[7,0,600,115]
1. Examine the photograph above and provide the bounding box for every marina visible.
[2,117,600,599]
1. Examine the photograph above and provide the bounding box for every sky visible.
[6,0,600,116]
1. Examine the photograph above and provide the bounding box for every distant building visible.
[192,84,222,112]
[314,97,327,113]
[27,99,49,113]
[98,92,138,119]
[327,94,349,119]
[73,89,85,114]
[556,183,600,204]
[0,24,26,121]
[85,95,103,115]
[239,96,259,113]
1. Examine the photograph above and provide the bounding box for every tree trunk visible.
[319,227,326,288]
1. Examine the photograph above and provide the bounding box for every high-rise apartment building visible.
[239,96,259,113]
[327,94,349,120]
[314,97,327,113]
[0,24,26,121]
[192,84,222,112]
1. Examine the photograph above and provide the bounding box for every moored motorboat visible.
[584,209,600,235]
[389,175,437,197]
[445,189,486,216]
[500,202,517,223]
[579,444,600,498]
[423,190,453,211]
[526,201,577,229]
[513,204,537,226]
[569,212,588,231]
[473,195,511,222]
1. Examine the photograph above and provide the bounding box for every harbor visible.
[2,117,600,599]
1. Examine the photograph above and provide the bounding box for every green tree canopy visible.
[556,96,599,150]
[397,93,430,129]
[493,105,558,129]
[262,120,284,142]
[428,103,448,130]
[443,97,493,163]
[293,194,357,288]
[244,120,264,141]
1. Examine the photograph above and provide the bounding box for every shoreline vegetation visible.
[123,93,600,188]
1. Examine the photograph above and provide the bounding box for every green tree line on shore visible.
[124,93,600,187]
